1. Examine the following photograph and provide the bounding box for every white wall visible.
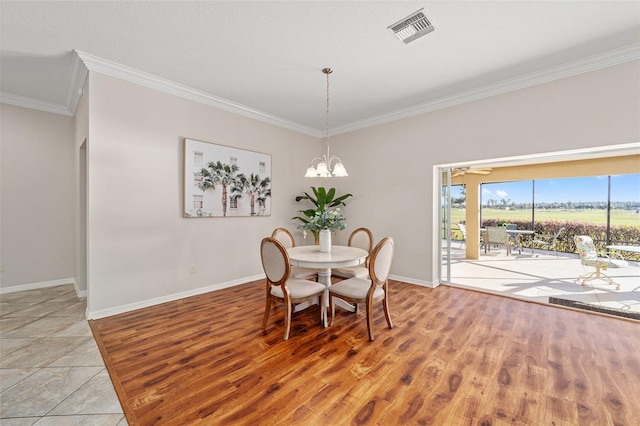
[86,73,319,316]
[0,104,76,289]
[331,60,640,284]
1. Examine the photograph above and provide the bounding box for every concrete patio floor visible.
[446,245,640,319]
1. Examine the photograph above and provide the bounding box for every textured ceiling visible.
[1,1,639,135]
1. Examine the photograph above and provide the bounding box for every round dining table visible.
[287,245,368,323]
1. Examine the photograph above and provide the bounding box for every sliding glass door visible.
[439,167,452,284]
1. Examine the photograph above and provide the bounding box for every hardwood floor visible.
[89,280,640,425]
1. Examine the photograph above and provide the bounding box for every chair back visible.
[260,237,290,286]
[457,223,467,239]
[369,237,394,286]
[271,228,295,249]
[486,226,508,244]
[554,227,566,239]
[574,235,597,262]
[349,227,374,265]
[348,228,374,252]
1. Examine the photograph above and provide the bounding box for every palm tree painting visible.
[232,173,272,216]
[199,161,240,216]
[184,138,271,217]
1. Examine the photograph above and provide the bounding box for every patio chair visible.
[484,226,511,256]
[574,235,628,290]
[531,227,565,257]
[506,224,519,253]
[456,223,467,248]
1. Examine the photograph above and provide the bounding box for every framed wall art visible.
[184,138,271,218]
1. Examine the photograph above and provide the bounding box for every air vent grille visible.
[388,8,434,44]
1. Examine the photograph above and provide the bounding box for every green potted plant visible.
[293,186,353,243]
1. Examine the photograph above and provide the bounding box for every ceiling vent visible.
[388,8,434,44]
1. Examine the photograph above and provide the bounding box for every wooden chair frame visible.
[332,227,374,280]
[329,237,394,341]
[271,228,318,281]
[261,237,325,340]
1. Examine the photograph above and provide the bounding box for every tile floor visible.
[0,285,126,425]
[448,246,640,315]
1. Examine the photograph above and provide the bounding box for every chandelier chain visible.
[304,67,347,177]
[325,69,330,142]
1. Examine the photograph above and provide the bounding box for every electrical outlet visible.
[190,264,196,273]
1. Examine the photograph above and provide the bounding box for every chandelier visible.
[305,68,348,178]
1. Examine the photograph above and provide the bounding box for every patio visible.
[447,246,640,319]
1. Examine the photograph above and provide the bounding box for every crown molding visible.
[3,44,637,136]
[331,43,640,135]
[0,92,74,116]
[74,50,322,137]
[66,51,89,114]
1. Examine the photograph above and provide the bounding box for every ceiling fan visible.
[451,167,493,177]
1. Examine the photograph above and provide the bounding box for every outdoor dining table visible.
[508,229,535,254]
[287,245,368,323]
[606,245,640,291]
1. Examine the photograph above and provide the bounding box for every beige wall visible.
[331,60,640,285]
[85,73,319,316]
[0,104,76,288]
[1,59,638,313]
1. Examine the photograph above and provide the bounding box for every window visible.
[193,195,203,209]
[194,173,203,187]
[193,151,203,165]
[479,174,640,246]
[230,197,238,209]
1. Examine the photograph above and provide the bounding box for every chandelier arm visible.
[327,155,343,167]
[308,156,323,166]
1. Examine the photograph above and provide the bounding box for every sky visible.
[453,174,640,204]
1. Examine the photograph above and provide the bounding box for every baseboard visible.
[390,274,436,288]
[87,274,266,320]
[0,278,81,295]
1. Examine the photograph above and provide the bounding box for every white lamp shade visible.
[315,161,329,176]
[305,166,317,177]
[332,162,348,177]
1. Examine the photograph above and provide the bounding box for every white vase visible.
[319,229,331,252]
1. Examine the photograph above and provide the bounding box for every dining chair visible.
[271,228,319,280]
[329,237,394,341]
[332,227,374,279]
[574,235,627,290]
[260,237,326,340]
[484,226,511,256]
[531,227,565,257]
